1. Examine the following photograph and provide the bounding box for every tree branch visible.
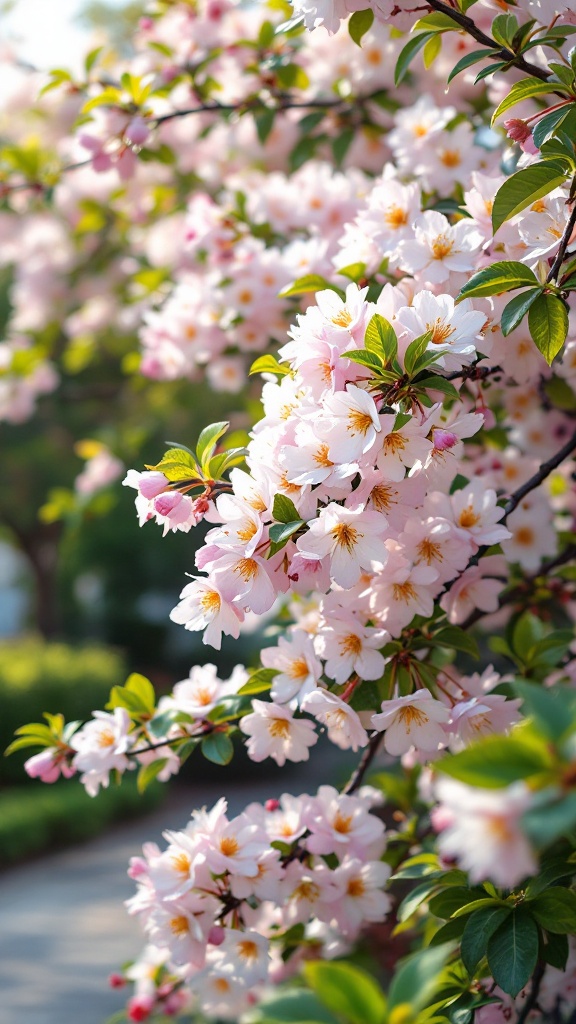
[516,963,545,1024]
[426,0,552,82]
[547,193,576,285]
[502,425,576,520]
[342,731,384,795]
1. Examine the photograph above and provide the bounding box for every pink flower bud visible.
[125,116,150,147]
[480,406,496,430]
[127,995,154,1022]
[265,798,280,811]
[154,491,185,517]
[208,925,226,946]
[504,118,532,144]
[139,471,169,500]
[139,17,154,30]
[108,973,126,989]
[127,856,148,879]
[24,748,75,783]
[432,428,459,451]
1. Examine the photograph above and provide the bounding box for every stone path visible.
[0,751,352,1024]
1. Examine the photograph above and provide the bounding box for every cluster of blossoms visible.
[124,787,388,1019]
[7,0,576,1021]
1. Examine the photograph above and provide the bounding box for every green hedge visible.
[0,637,126,784]
[0,777,162,867]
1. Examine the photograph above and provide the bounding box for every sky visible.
[1,0,126,72]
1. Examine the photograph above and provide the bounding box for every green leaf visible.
[145,447,201,483]
[365,314,398,362]
[435,734,552,788]
[543,931,569,970]
[125,673,155,715]
[423,32,442,69]
[413,11,458,30]
[279,275,344,299]
[196,421,229,469]
[395,32,435,86]
[492,161,570,233]
[337,262,367,282]
[348,8,374,46]
[342,349,384,370]
[255,108,275,145]
[147,709,193,739]
[397,879,442,923]
[332,127,355,167]
[486,909,539,998]
[523,791,576,848]
[238,668,278,696]
[501,288,543,335]
[458,261,539,300]
[269,521,304,545]
[416,375,460,400]
[5,736,53,755]
[461,906,511,975]
[491,11,519,47]
[528,887,576,933]
[404,331,433,376]
[137,758,168,793]
[303,961,386,1024]
[249,354,290,377]
[532,105,574,150]
[430,626,479,659]
[244,988,339,1024]
[528,293,569,365]
[272,493,301,524]
[447,49,494,83]
[388,942,455,1014]
[491,77,558,126]
[428,886,485,920]
[513,680,576,741]
[201,732,234,766]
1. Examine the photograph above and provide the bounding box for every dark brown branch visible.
[426,0,552,82]
[342,731,384,795]
[503,426,576,519]
[444,363,502,383]
[547,193,576,284]
[516,963,546,1024]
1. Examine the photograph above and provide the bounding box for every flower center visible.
[339,633,363,656]
[431,235,454,260]
[234,557,258,581]
[331,522,360,552]
[417,538,443,564]
[333,812,353,834]
[98,729,115,748]
[397,705,429,730]
[392,581,417,603]
[268,718,291,739]
[219,836,240,857]
[347,877,366,897]
[201,589,221,614]
[331,308,353,328]
[170,915,190,936]
[348,408,375,436]
[458,506,481,528]
[385,205,408,229]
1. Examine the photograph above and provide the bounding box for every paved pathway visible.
[0,751,353,1024]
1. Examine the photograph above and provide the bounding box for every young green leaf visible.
[364,313,398,362]
[492,161,570,233]
[491,78,560,126]
[272,493,301,524]
[348,8,374,46]
[201,731,234,766]
[303,961,386,1024]
[500,288,543,335]
[249,354,290,377]
[395,32,435,86]
[528,293,569,364]
[137,758,168,793]
[196,421,229,468]
[458,261,539,300]
[238,668,278,696]
[279,275,344,299]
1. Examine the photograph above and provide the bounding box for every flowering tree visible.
[6,0,576,1021]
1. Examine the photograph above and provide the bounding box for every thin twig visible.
[547,195,576,285]
[516,963,545,1024]
[426,0,552,82]
[503,426,576,519]
[342,731,383,795]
